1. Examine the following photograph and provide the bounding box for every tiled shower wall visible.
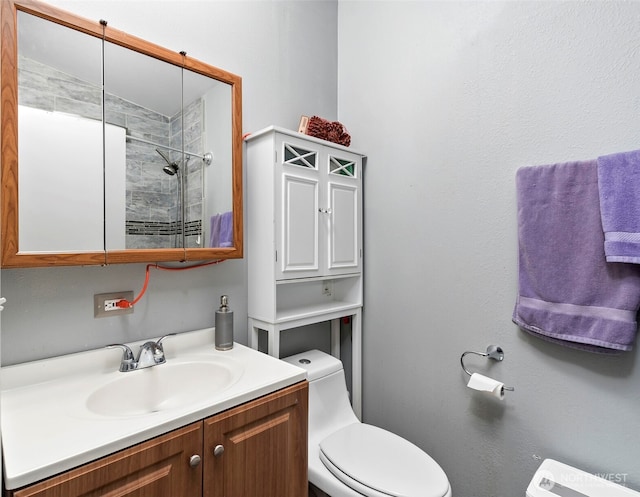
[170,98,205,249]
[18,55,203,249]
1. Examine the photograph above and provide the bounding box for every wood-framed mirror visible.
[1,0,243,268]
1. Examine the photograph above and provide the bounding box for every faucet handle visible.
[107,344,136,372]
[136,334,175,369]
[152,333,176,362]
[156,333,176,348]
[107,343,134,359]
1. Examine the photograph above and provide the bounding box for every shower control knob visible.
[213,444,225,457]
[189,454,201,468]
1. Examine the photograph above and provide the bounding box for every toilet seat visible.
[319,423,450,497]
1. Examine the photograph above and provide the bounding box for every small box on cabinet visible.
[298,115,310,134]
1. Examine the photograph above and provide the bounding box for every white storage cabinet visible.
[246,126,364,417]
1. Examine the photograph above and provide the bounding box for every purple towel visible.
[513,160,640,352]
[210,214,222,247]
[218,211,233,247]
[596,149,640,263]
[209,211,233,248]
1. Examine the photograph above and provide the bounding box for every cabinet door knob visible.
[189,454,202,467]
[213,444,225,457]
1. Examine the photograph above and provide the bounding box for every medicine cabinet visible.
[0,0,243,268]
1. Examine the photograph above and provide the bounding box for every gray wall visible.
[1,0,338,365]
[338,1,640,496]
[4,1,640,496]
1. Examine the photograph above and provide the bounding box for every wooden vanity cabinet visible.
[203,380,308,497]
[4,382,308,497]
[5,423,204,497]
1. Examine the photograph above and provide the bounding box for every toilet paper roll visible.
[467,373,505,400]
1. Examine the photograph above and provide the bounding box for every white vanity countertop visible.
[1,328,307,490]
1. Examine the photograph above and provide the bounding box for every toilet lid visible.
[319,423,450,497]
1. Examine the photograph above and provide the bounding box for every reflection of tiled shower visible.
[125,97,204,249]
[18,55,204,249]
[173,98,205,249]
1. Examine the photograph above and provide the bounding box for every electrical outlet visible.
[94,291,134,318]
[322,281,332,296]
[103,299,123,311]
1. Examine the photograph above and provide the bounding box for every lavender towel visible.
[596,149,640,263]
[209,211,233,248]
[512,160,640,352]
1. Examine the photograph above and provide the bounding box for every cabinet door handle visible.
[189,454,202,467]
[213,444,225,457]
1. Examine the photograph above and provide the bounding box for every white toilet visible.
[283,349,452,497]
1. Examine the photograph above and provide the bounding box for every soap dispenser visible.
[215,295,234,350]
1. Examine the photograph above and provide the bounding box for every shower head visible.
[163,164,179,176]
[156,148,181,176]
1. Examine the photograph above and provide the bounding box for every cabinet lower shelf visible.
[276,301,362,324]
[248,307,362,419]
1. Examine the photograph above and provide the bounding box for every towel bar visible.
[460,345,514,391]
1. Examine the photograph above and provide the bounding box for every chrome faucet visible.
[108,334,176,372]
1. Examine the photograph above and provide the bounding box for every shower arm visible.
[126,134,212,165]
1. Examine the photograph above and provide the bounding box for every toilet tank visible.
[527,459,640,497]
[283,349,343,381]
[282,350,359,440]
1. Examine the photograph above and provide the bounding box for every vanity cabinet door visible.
[7,423,203,497]
[203,381,308,497]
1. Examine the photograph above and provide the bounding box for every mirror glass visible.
[17,11,104,253]
[182,68,234,250]
[103,40,183,250]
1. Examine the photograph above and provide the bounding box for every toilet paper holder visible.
[460,345,514,391]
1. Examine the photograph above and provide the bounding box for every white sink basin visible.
[1,329,307,490]
[86,359,243,416]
